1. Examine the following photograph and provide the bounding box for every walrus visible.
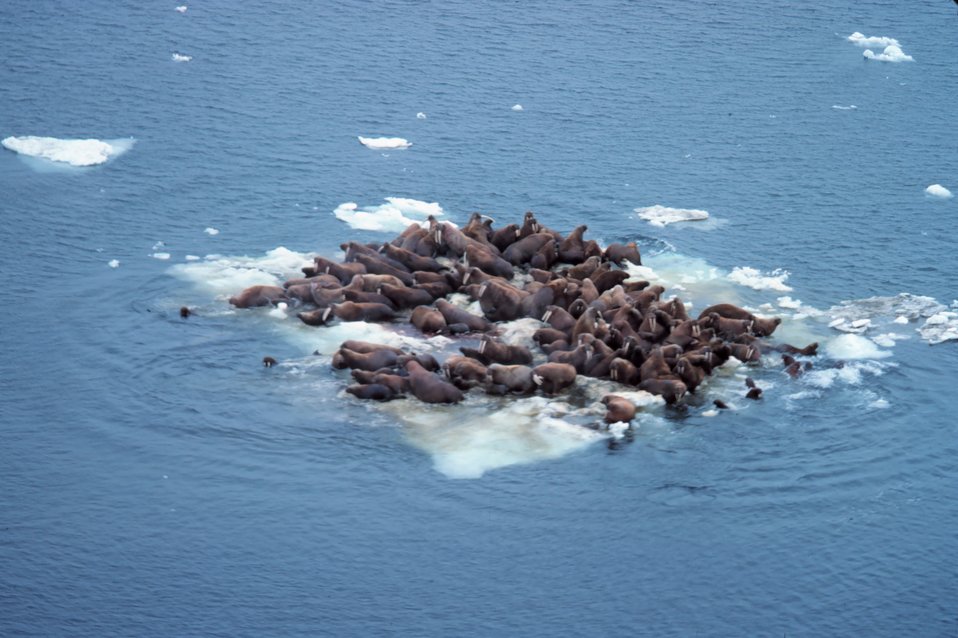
[352,253,415,286]
[502,232,554,266]
[571,306,601,342]
[629,285,666,312]
[351,370,409,393]
[478,279,528,322]
[702,313,753,340]
[229,285,287,308]
[533,327,569,346]
[728,342,761,363]
[490,223,521,251]
[589,269,631,294]
[405,360,464,404]
[557,225,588,263]
[664,319,704,348]
[410,306,448,333]
[516,211,543,239]
[340,340,404,355]
[435,299,492,332]
[548,341,593,374]
[638,378,688,405]
[602,395,636,424]
[442,355,489,390]
[297,307,334,326]
[180,306,191,318]
[474,337,533,365]
[379,283,434,310]
[331,347,399,371]
[332,301,397,323]
[380,242,443,272]
[531,362,577,395]
[609,357,641,385]
[696,303,781,337]
[346,383,403,401]
[518,285,555,321]
[639,347,672,382]
[465,244,514,279]
[529,239,558,270]
[604,242,642,266]
[307,257,366,284]
[674,355,707,393]
[397,353,440,372]
[262,356,277,368]
[342,287,396,309]
[564,256,603,282]
[486,363,536,395]
[541,305,577,334]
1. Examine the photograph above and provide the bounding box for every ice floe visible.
[416,112,427,120]
[172,53,192,62]
[825,334,891,360]
[635,204,709,227]
[108,259,120,268]
[2,136,134,167]
[175,5,187,12]
[847,32,900,48]
[204,227,220,235]
[925,184,953,199]
[918,311,958,345]
[358,136,411,150]
[511,104,524,111]
[832,105,857,111]
[333,197,443,233]
[152,252,171,260]
[728,266,792,292]
[863,45,913,63]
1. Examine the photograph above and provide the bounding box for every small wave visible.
[333,197,443,232]
[847,32,899,48]
[863,45,913,63]
[2,135,134,167]
[172,53,192,63]
[925,184,953,199]
[635,204,709,227]
[358,136,411,150]
[728,266,792,292]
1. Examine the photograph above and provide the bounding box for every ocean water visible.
[2,1,957,636]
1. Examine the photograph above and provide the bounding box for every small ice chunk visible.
[702,409,719,418]
[416,112,427,120]
[869,398,890,409]
[925,184,953,199]
[108,259,120,268]
[777,296,802,309]
[2,136,133,167]
[152,252,171,260]
[893,315,909,324]
[269,302,288,320]
[204,227,219,235]
[635,204,709,227]
[863,45,913,63]
[728,266,792,292]
[172,53,192,62]
[832,105,857,110]
[825,333,892,359]
[511,104,523,111]
[847,32,900,48]
[175,5,187,12]
[358,136,411,150]
[185,255,200,261]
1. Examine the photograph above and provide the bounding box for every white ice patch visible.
[777,296,803,309]
[204,227,220,235]
[624,253,741,307]
[825,334,891,360]
[832,105,858,110]
[391,396,603,479]
[269,302,289,320]
[635,204,709,227]
[152,252,171,260]
[358,136,411,150]
[333,197,443,233]
[172,53,192,62]
[918,311,958,344]
[2,136,134,167]
[108,259,120,268]
[869,398,890,409]
[925,184,953,199]
[416,112,427,120]
[511,104,523,111]
[863,45,913,63]
[175,5,187,12]
[728,266,793,292]
[185,255,200,261]
[169,246,311,297]
[847,32,900,48]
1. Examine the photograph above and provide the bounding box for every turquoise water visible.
[2,1,957,635]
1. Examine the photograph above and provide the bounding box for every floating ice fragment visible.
[334,197,443,232]
[2,136,134,167]
[511,104,523,111]
[204,227,220,235]
[185,255,200,261]
[869,398,890,409]
[832,105,857,110]
[825,334,891,359]
[175,5,187,12]
[847,32,900,48]
[358,136,411,150]
[925,184,953,199]
[728,266,793,292]
[172,53,192,62]
[152,252,171,260]
[635,204,709,227]
[416,112,427,119]
[893,315,909,324]
[108,259,120,268]
[777,296,802,309]
[863,45,913,63]
[269,302,288,320]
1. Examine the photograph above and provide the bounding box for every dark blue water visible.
[3,1,957,636]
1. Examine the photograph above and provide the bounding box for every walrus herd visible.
[228,212,818,425]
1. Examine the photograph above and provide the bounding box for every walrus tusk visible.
[532,374,543,386]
